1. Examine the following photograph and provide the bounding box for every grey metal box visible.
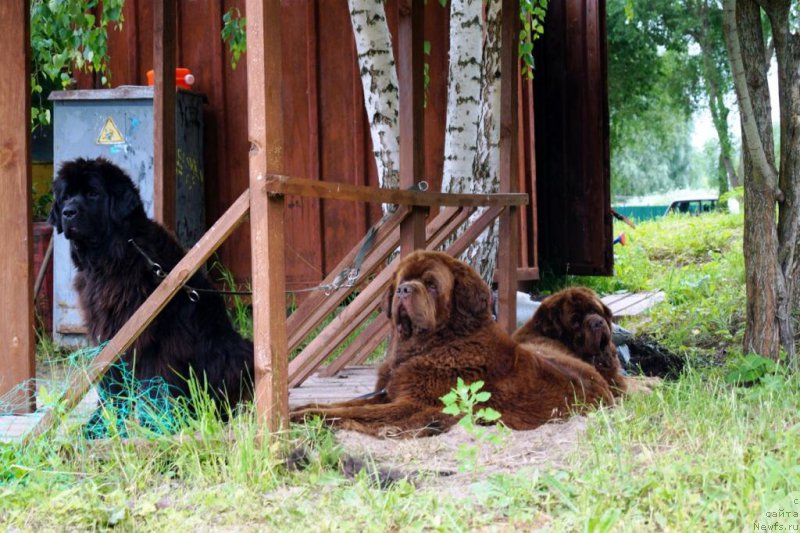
[49,87,205,348]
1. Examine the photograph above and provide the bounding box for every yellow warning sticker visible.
[97,117,125,145]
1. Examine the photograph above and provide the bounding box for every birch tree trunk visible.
[440,0,502,283]
[440,0,483,194]
[723,0,799,363]
[348,0,506,284]
[462,0,503,282]
[348,0,400,191]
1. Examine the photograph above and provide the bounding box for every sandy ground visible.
[334,415,589,488]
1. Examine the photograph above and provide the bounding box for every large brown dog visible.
[49,158,253,432]
[512,287,626,394]
[291,251,613,437]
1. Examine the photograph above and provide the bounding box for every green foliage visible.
[441,378,506,473]
[31,189,53,222]
[519,0,549,78]
[30,0,125,130]
[607,0,738,196]
[724,353,779,385]
[210,261,253,339]
[221,8,247,70]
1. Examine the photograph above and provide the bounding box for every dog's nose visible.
[62,206,78,220]
[396,282,414,299]
[588,316,606,331]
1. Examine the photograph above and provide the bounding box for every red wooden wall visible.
[533,0,612,276]
[78,0,546,290]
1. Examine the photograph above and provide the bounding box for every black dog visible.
[49,157,253,431]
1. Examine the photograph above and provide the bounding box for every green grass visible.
[5,210,796,531]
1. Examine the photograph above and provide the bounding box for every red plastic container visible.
[146,67,195,90]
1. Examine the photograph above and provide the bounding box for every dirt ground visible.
[335,415,589,489]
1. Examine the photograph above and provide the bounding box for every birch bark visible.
[348,0,401,191]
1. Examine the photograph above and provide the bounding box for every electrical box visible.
[49,87,205,348]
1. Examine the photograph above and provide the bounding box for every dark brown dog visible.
[49,158,253,430]
[291,251,613,437]
[512,287,626,394]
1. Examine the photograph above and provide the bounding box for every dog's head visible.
[383,251,492,340]
[49,157,144,245]
[515,287,615,359]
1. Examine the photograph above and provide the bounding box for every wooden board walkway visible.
[0,366,381,442]
[602,291,665,317]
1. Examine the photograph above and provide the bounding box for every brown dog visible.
[290,251,613,437]
[512,287,626,394]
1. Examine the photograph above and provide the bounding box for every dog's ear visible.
[601,301,614,326]
[530,302,563,339]
[106,170,142,224]
[452,265,491,319]
[48,180,63,234]
[383,281,395,319]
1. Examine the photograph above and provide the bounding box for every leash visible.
[350,388,386,401]
[129,239,219,303]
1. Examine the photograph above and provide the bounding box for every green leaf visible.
[474,391,491,403]
[469,380,485,393]
[479,408,502,422]
[440,391,457,405]
[442,405,461,416]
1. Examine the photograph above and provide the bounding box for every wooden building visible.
[71,0,611,290]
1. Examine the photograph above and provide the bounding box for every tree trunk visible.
[762,0,800,362]
[723,0,785,359]
[440,0,502,284]
[463,0,503,283]
[441,0,482,194]
[348,0,400,192]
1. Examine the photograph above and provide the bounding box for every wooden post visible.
[497,0,520,333]
[0,1,35,414]
[153,0,177,229]
[246,0,289,433]
[397,0,426,255]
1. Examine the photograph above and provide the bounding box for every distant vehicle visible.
[665,197,718,215]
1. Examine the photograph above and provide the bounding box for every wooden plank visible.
[601,292,631,306]
[397,0,426,255]
[496,0,520,334]
[24,191,251,443]
[516,267,540,281]
[523,74,539,274]
[321,315,391,377]
[0,1,35,415]
[263,174,528,208]
[288,292,381,388]
[286,207,410,351]
[153,0,177,229]
[447,206,505,259]
[246,0,289,434]
[603,291,665,317]
[282,0,323,291]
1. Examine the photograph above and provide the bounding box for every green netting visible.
[0,342,187,441]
